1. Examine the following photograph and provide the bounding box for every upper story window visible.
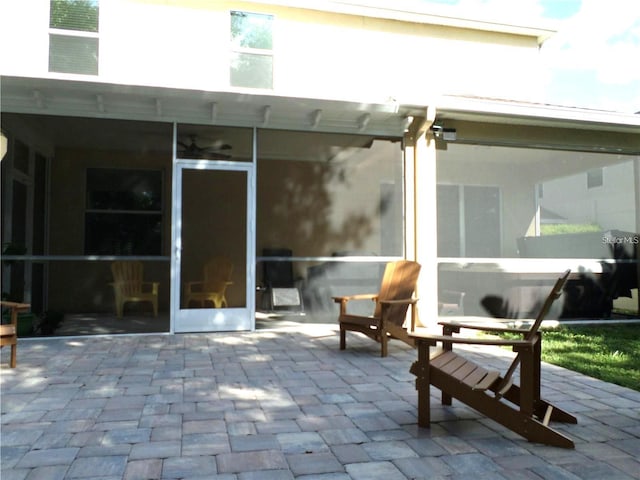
[230,11,273,89]
[49,0,99,75]
[587,168,604,189]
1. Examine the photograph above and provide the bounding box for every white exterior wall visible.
[541,159,638,233]
[0,0,546,104]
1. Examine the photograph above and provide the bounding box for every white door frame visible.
[170,127,256,333]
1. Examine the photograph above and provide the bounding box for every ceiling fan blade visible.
[178,135,232,157]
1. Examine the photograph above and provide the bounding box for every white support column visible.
[405,108,438,328]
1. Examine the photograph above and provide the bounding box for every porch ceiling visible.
[0,75,408,137]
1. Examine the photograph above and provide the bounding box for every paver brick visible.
[16,448,79,468]
[2,327,640,480]
[216,450,288,473]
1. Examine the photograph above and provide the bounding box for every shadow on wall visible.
[257,137,401,316]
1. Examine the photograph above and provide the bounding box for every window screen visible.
[230,11,274,89]
[49,0,99,75]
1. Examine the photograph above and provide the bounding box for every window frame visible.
[229,10,275,90]
[48,0,100,76]
[84,167,164,256]
[587,167,604,189]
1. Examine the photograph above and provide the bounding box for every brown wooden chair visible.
[409,270,577,448]
[1,301,30,368]
[110,261,159,318]
[184,257,233,308]
[334,260,421,357]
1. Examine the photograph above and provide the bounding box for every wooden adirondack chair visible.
[409,270,577,448]
[184,257,233,308]
[110,261,159,318]
[334,260,421,357]
[1,301,30,368]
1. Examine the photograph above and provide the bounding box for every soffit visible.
[0,75,407,137]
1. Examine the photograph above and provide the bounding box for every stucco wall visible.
[0,0,546,103]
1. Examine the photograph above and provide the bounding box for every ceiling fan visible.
[177,134,232,159]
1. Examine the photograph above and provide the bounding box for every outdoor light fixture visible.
[431,123,457,141]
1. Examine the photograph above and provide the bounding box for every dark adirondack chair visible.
[410,270,577,448]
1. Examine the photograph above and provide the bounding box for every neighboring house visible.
[1,0,639,336]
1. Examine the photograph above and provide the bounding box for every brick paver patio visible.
[1,324,639,479]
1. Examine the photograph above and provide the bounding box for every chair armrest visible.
[332,293,378,303]
[379,298,418,305]
[0,301,31,311]
[409,330,533,348]
[185,281,204,293]
[0,301,30,326]
[143,282,160,294]
[438,320,529,335]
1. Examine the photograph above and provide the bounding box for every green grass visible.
[540,223,602,235]
[496,324,640,391]
[539,324,640,391]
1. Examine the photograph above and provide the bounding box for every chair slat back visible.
[525,269,571,341]
[374,260,421,324]
[111,261,144,295]
[496,269,570,396]
[203,257,234,291]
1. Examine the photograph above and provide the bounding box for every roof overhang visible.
[400,95,640,154]
[3,76,639,154]
[434,95,640,133]
[249,0,557,44]
[0,75,408,137]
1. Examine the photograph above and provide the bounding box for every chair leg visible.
[380,331,388,357]
[413,341,432,427]
[10,344,17,368]
[340,326,346,350]
[152,300,158,317]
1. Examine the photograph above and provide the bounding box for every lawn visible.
[538,323,640,391]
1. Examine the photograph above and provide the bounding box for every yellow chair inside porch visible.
[184,257,234,308]
[110,261,159,318]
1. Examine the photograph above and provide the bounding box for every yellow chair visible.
[184,257,233,308]
[110,261,159,318]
